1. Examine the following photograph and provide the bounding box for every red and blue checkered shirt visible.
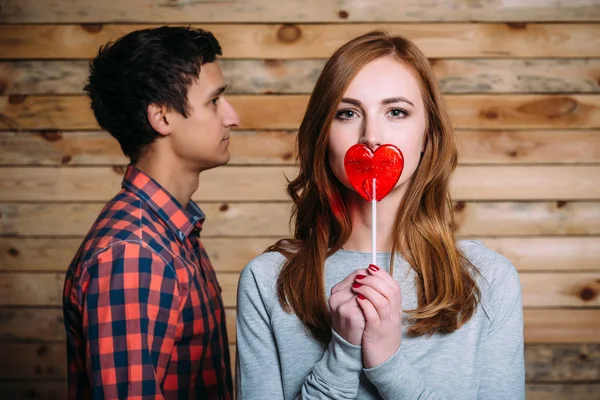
[63,165,232,399]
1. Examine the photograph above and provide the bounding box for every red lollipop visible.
[344,144,404,201]
[343,143,404,266]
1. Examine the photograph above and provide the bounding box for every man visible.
[63,26,239,399]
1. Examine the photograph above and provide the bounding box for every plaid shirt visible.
[63,165,232,399]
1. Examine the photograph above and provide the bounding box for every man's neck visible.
[134,152,200,209]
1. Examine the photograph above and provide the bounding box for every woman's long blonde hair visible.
[268,31,480,342]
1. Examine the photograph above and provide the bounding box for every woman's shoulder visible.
[238,250,288,288]
[459,240,521,303]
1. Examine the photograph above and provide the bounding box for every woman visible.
[235,31,524,399]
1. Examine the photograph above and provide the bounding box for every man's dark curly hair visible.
[84,26,222,163]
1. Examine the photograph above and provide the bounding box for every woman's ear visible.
[147,103,172,136]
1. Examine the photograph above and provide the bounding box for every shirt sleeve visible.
[235,263,363,400]
[477,264,526,399]
[80,241,180,399]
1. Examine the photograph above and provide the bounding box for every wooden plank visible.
[521,273,600,307]
[0,343,597,382]
[0,342,235,380]
[0,383,599,400]
[523,309,600,344]
[478,237,600,272]
[2,94,600,131]
[0,166,599,202]
[2,237,599,273]
[456,130,600,165]
[525,344,600,382]
[526,384,600,400]
[1,201,599,237]
[1,307,597,345]
[2,272,599,308]
[0,307,237,344]
[1,24,600,60]
[2,129,600,166]
[454,201,600,236]
[0,273,239,308]
[2,0,599,23]
[0,130,298,166]
[3,59,600,95]
[0,237,275,273]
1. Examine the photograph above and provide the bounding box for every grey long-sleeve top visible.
[235,240,525,399]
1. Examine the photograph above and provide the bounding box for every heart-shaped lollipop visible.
[344,144,404,201]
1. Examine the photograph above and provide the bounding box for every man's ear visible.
[147,103,172,136]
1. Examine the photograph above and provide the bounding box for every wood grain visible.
[1,129,599,166]
[2,237,598,273]
[1,24,600,60]
[0,382,598,400]
[1,165,599,202]
[0,343,597,381]
[2,272,599,308]
[1,307,598,344]
[2,59,599,95]
[2,94,599,131]
[2,0,599,23]
[1,201,599,237]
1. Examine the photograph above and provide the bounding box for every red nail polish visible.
[352,283,362,288]
[358,294,366,300]
[355,274,367,280]
[368,264,379,272]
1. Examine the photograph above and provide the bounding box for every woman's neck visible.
[342,185,406,253]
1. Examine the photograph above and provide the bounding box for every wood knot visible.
[36,345,48,356]
[579,353,590,362]
[338,10,349,19]
[264,59,281,68]
[482,109,499,120]
[81,24,104,33]
[8,94,27,105]
[8,247,19,257]
[282,152,293,161]
[219,203,229,212]
[40,131,63,142]
[506,22,527,30]
[579,287,596,302]
[507,150,518,158]
[517,97,579,119]
[453,201,466,212]
[61,155,72,165]
[556,200,567,209]
[277,24,302,44]
[112,166,126,174]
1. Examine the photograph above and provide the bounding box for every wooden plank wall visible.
[1,1,600,398]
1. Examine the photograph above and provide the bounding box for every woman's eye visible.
[211,97,219,106]
[336,109,357,120]
[388,108,408,118]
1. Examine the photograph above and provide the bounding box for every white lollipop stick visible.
[372,178,376,266]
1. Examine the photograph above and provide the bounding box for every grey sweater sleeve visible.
[364,251,525,399]
[236,261,363,400]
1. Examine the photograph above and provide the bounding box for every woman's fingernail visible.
[368,264,379,272]
[355,274,367,280]
[357,294,366,300]
[352,283,362,288]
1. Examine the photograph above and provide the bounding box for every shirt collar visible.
[121,165,205,243]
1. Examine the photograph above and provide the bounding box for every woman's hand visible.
[329,269,369,346]
[352,264,402,368]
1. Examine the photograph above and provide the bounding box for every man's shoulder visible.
[69,191,169,269]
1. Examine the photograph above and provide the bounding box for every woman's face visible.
[328,56,427,200]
